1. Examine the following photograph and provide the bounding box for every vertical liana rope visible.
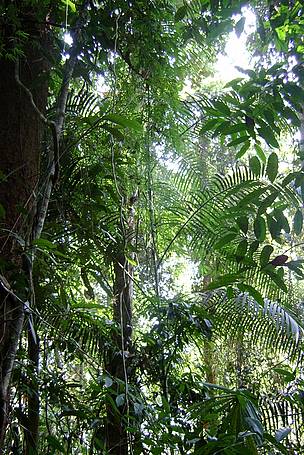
[145,84,160,300]
[109,10,133,453]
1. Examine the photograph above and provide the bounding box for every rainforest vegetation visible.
[1,0,304,453]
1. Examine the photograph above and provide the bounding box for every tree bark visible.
[0,28,49,450]
[105,197,137,455]
[105,252,134,455]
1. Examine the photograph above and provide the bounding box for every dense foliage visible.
[1,0,304,454]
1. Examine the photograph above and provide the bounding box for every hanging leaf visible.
[61,0,76,13]
[226,286,234,299]
[238,283,264,306]
[273,209,290,233]
[248,240,259,256]
[293,209,303,235]
[273,368,295,383]
[266,152,279,182]
[236,141,251,159]
[257,191,279,215]
[102,125,125,141]
[270,255,288,267]
[254,216,266,242]
[200,119,220,134]
[235,16,246,37]
[236,216,249,234]
[254,144,266,163]
[258,125,279,149]
[249,156,261,176]
[235,239,248,260]
[282,171,302,187]
[267,215,281,239]
[222,123,247,135]
[264,268,288,292]
[260,245,274,268]
[295,172,304,188]
[285,261,304,278]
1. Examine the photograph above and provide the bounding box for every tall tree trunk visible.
[105,196,137,455]
[0,29,49,450]
[106,254,133,455]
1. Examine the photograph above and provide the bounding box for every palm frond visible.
[159,163,301,300]
[203,289,304,362]
[36,299,111,362]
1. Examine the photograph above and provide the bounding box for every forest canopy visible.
[1,0,304,454]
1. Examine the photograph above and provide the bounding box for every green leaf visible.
[227,135,250,147]
[102,125,125,141]
[236,141,250,159]
[46,435,65,452]
[222,123,247,135]
[293,209,303,235]
[266,152,279,182]
[207,273,241,290]
[238,283,264,306]
[103,114,143,132]
[282,171,301,187]
[273,209,290,233]
[260,245,274,268]
[239,187,265,206]
[126,255,137,266]
[248,240,259,256]
[258,125,279,149]
[226,286,234,299]
[254,216,266,242]
[61,0,76,12]
[236,216,249,234]
[213,100,231,116]
[254,144,266,163]
[258,191,279,215]
[282,106,301,127]
[273,368,295,383]
[284,82,304,102]
[200,119,219,134]
[235,239,248,260]
[267,215,281,239]
[175,4,188,21]
[33,238,57,250]
[295,172,304,188]
[249,156,261,176]
[214,232,238,249]
[285,260,304,278]
[264,268,288,292]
